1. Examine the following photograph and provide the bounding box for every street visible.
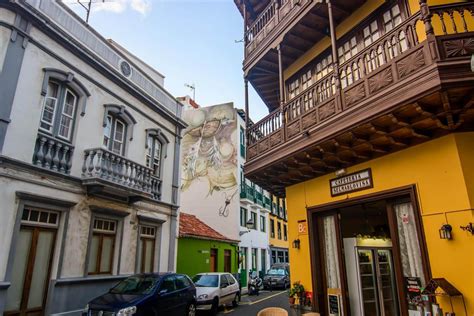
[196,290,311,316]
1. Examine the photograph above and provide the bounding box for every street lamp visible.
[239,219,255,236]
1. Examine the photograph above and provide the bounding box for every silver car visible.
[192,273,240,315]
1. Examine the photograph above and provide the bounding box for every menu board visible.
[328,294,341,316]
[406,277,422,305]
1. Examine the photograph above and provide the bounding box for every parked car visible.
[263,266,290,289]
[83,273,196,316]
[192,273,240,315]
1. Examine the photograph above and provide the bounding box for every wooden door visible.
[210,248,218,272]
[5,226,57,316]
[224,250,231,273]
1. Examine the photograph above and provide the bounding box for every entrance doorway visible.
[210,248,218,272]
[309,188,429,316]
[5,208,59,316]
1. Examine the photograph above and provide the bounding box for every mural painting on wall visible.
[181,103,238,215]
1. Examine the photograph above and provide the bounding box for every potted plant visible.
[288,281,305,305]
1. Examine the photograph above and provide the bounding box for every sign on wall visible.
[298,220,308,235]
[330,168,373,197]
[328,294,341,316]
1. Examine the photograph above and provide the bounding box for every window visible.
[175,275,192,289]
[270,219,275,238]
[40,81,78,141]
[251,248,257,270]
[225,274,236,285]
[338,36,358,64]
[363,20,380,47]
[160,275,176,293]
[146,136,162,177]
[138,225,156,273]
[271,250,277,264]
[288,79,300,99]
[250,212,257,230]
[240,127,246,158]
[277,222,282,240]
[220,275,229,287]
[260,215,266,232]
[278,251,284,263]
[284,224,288,241]
[301,70,313,90]
[315,55,333,81]
[88,218,116,275]
[240,247,248,270]
[240,208,248,227]
[103,115,126,155]
[383,5,402,32]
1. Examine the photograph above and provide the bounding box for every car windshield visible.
[109,275,159,295]
[267,269,286,276]
[192,275,219,287]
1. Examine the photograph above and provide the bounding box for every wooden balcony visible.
[245,3,474,197]
[81,148,162,202]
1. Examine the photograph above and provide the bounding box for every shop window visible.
[88,218,117,275]
[138,225,156,273]
[271,250,277,264]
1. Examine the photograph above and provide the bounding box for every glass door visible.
[358,249,379,316]
[375,249,398,316]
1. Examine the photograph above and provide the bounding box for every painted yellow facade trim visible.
[286,133,474,315]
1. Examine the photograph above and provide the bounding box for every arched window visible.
[102,104,137,155]
[145,129,169,178]
[39,68,90,142]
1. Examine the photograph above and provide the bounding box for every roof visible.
[179,213,239,243]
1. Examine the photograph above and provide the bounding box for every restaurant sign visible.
[330,168,373,197]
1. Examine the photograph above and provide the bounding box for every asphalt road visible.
[197,290,310,316]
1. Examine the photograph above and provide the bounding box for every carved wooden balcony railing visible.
[245,0,312,59]
[32,132,74,174]
[246,3,474,165]
[81,148,161,201]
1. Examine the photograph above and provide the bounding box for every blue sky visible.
[67,0,268,121]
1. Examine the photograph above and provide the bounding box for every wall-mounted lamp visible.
[292,239,301,249]
[439,224,453,240]
[239,219,255,236]
[460,222,474,235]
[335,168,347,177]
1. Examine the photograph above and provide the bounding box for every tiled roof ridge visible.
[179,212,238,243]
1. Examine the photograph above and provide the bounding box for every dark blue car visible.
[84,273,196,316]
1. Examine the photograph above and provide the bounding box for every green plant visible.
[288,281,305,298]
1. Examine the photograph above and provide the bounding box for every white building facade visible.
[0,1,185,315]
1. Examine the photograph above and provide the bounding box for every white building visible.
[179,100,272,287]
[0,1,185,315]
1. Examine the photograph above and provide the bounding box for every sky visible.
[66,0,269,121]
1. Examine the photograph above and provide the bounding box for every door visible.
[210,249,218,272]
[5,226,56,316]
[157,275,180,316]
[357,248,398,316]
[224,250,231,273]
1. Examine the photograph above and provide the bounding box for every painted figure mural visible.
[181,103,238,197]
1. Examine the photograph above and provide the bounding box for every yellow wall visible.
[269,214,290,249]
[286,133,474,315]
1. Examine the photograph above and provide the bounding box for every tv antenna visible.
[184,83,196,101]
[65,0,110,23]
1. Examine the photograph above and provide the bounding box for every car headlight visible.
[84,304,89,312]
[117,306,137,316]
[198,294,208,299]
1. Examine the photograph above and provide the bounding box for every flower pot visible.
[289,297,296,305]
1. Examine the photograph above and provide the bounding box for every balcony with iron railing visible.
[245,3,474,196]
[81,148,162,202]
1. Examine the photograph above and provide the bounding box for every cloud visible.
[92,0,151,16]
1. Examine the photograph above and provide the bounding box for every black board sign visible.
[328,294,340,315]
[405,277,422,305]
[330,168,373,197]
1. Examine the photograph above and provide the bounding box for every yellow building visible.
[234,0,473,315]
[268,198,290,265]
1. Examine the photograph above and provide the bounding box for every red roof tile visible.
[179,212,238,243]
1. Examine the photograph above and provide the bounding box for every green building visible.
[177,213,239,278]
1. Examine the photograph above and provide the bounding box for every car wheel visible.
[232,293,239,307]
[210,298,219,316]
[187,302,196,316]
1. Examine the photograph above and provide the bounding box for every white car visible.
[192,273,240,314]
